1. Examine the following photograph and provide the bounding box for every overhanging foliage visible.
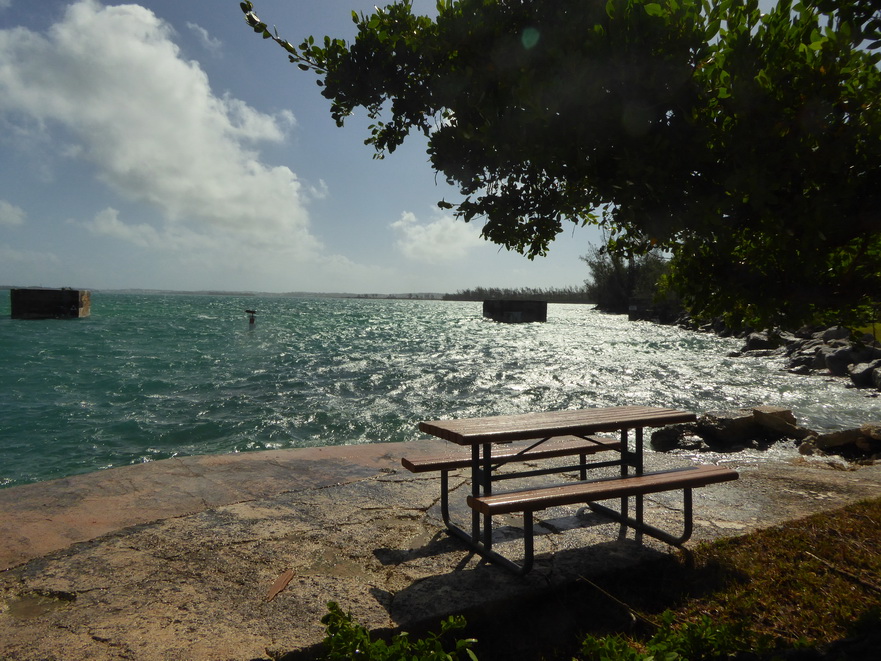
[240,0,881,328]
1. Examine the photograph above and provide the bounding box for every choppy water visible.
[1,292,879,488]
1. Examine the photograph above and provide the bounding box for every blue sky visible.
[0,0,602,294]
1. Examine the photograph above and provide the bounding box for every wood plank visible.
[467,465,738,515]
[419,406,696,445]
[401,435,622,473]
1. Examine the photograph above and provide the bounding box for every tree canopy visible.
[240,0,881,328]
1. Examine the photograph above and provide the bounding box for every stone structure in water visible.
[10,288,91,319]
[482,300,547,323]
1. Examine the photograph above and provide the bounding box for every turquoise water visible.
[2,292,879,488]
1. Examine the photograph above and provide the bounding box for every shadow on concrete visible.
[283,543,747,661]
[373,530,463,566]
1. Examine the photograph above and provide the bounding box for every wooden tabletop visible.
[419,406,696,445]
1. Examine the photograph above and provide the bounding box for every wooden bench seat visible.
[401,435,622,473]
[464,464,739,574]
[468,464,738,515]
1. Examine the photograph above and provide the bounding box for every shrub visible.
[578,610,756,661]
[320,601,478,661]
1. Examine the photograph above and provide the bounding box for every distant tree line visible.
[443,285,591,303]
[445,246,678,314]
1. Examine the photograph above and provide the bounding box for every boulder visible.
[855,436,881,454]
[649,425,704,451]
[825,346,856,376]
[650,426,683,451]
[696,410,762,447]
[848,360,881,388]
[851,344,881,364]
[751,406,796,426]
[815,428,864,450]
[874,368,881,390]
[822,326,851,342]
[811,345,840,370]
[860,422,881,441]
[752,406,810,440]
[785,341,820,370]
[798,436,821,456]
[690,408,810,449]
[744,331,778,351]
[784,337,821,358]
[795,325,821,339]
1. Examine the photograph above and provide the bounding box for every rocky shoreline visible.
[653,322,881,463]
[733,324,881,388]
[651,405,881,464]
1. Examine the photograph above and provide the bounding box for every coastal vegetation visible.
[442,246,677,312]
[240,0,880,331]
[580,246,679,318]
[313,497,881,660]
[320,602,477,660]
[442,285,591,303]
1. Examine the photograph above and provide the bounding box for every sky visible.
[0,0,603,294]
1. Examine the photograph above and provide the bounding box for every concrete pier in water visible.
[10,288,91,319]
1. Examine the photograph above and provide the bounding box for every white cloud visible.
[84,208,161,248]
[0,243,59,267]
[390,210,483,263]
[0,0,323,274]
[0,199,25,226]
[186,21,221,55]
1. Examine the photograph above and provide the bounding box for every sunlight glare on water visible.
[1,293,879,487]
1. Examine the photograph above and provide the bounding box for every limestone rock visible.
[744,332,778,351]
[860,422,881,441]
[849,360,881,388]
[798,436,822,456]
[815,428,864,450]
[855,436,881,454]
[752,407,810,440]
[826,347,856,376]
[822,326,850,342]
[697,410,763,448]
[650,425,687,451]
[649,424,704,451]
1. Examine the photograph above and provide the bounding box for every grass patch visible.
[676,499,881,646]
[456,498,881,660]
[566,497,881,659]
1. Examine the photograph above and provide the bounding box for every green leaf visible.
[706,19,721,39]
[644,3,664,17]
[606,0,617,20]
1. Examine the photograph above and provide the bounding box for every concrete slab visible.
[1,442,880,661]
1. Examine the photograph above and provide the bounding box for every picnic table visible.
[404,406,738,574]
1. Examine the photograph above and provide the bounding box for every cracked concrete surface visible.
[2,440,880,660]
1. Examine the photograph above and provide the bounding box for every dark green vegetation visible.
[567,496,881,659]
[442,248,675,311]
[443,285,591,303]
[309,497,881,660]
[240,0,880,330]
[581,246,679,317]
[319,602,477,660]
